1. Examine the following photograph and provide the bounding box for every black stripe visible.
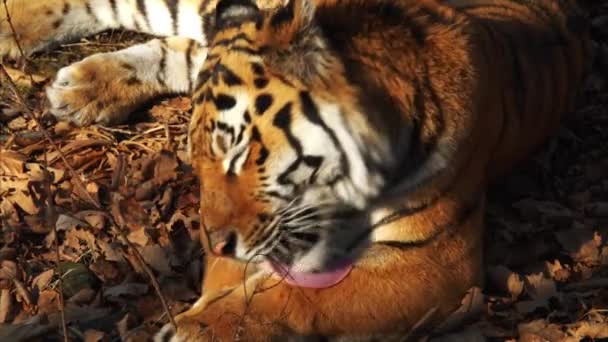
[273,103,301,188]
[227,147,249,176]
[504,33,526,123]
[213,33,254,47]
[254,78,269,89]
[185,39,196,92]
[251,62,265,76]
[270,0,294,28]
[136,0,149,28]
[108,0,118,22]
[273,103,300,155]
[299,92,350,178]
[206,53,220,61]
[392,79,422,181]
[375,130,479,227]
[157,42,168,87]
[255,94,273,116]
[251,126,270,166]
[353,155,485,255]
[215,64,244,86]
[373,193,483,250]
[217,121,236,146]
[84,2,100,23]
[263,191,291,202]
[161,328,175,342]
[62,2,71,15]
[202,3,216,43]
[195,69,212,89]
[477,20,509,157]
[272,103,324,189]
[389,66,444,188]
[213,94,237,111]
[199,0,213,13]
[166,0,180,35]
[215,0,261,29]
[256,146,269,166]
[235,124,247,145]
[418,61,446,162]
[229,46,260,56]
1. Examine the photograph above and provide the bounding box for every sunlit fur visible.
[1,0,592,340]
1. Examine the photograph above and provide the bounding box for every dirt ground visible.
[1,2,607,341]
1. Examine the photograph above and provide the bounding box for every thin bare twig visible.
[1,63,74,340]
[44,151,69,342]
[2,0,33,83]
[0,65,96,200]
[104,210,178,329]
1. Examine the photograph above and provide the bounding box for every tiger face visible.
[188,0,391,280]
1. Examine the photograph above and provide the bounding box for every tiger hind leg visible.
[0,0,211,60]
[46,37,207,126]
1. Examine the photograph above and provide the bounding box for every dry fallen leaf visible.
[127,227,149,247]
[84,329,106,342]
[555,228,601,264]
[140,245,173,276]
[104,282,149,301]
[0,289,12,323]
[488,265,525,300]
[116,312,138,341]
[31,269,54,291]
[516,273,560,314]
[3,67,47,87]
[435,287,485,334]
[0,150,26,175]
[545,260,571,283]
[518,320,567,341]
[568,321,608,339]
[56,214,90,231]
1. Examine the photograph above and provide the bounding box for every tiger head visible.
[188,0,397,280]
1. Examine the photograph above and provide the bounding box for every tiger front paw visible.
[156,315,253,342]
[46,55,157,126]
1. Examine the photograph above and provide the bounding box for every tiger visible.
[1,0,592,341]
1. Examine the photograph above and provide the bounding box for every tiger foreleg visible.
[46,37,207,126]
[0,0,215,60]
[161,215,483,342]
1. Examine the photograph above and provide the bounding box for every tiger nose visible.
[208,227,238,257]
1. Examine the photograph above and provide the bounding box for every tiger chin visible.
[2,0,592,340]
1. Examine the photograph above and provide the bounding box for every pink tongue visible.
[262,260,353,289]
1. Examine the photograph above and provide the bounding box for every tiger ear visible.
[261,0,328,84]
[262,0,316,47]
[215,0,261,29]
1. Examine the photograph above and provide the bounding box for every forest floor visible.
[1,2,607,341]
